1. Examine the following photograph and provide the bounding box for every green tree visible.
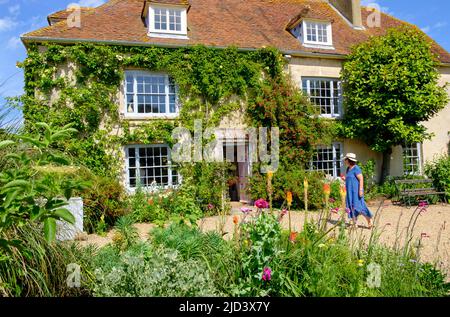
[341,27,448,180]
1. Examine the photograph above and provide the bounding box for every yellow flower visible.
[267,171,274,181]
[286,191,293,207]
[318,243,326,249]
[303,178,309,188]
[357,259,365,267]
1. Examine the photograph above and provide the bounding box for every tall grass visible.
[0,225,96,297]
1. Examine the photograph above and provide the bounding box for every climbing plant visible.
[19,42,334,214]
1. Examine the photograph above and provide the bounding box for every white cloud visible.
[421,26,431,33]
[6,36,21,49]
[422,21,448,34]
[0,17,17,32]
[76,0,106,7]
[8,4,20,16]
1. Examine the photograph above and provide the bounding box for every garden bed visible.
[80,202,450,282]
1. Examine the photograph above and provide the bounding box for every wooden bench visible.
[394,179,447,206]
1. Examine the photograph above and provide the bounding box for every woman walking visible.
[344,153,373,229]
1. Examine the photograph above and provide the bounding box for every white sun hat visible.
[344,153,358,162]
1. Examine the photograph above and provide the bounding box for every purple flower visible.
[241,207,252,214]
[262,267,272,281]
[255,199,269,209]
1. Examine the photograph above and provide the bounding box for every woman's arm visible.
[356,173,364,198]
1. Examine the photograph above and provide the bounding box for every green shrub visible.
[236,212,283,296]
[112,215,139,251]
[179,162,229,214]
[249,168,338,210]
[92,243,220,297]
[361,245,450,297]
[127,186,170,224]
[128,185,203,226]
[79,173,128,234]
[425,155,450,199]
[151,224,241,294]
[0,123,89,253]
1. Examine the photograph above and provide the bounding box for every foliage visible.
[249,169,338,210]
[0,123,89,256]
[235,212,282,296]
[151,224,241,294]
[179,162,229,214]
[0,224,95,297]
[20,44,282,178]
[360,159,377,195]
[128,185,202,226]
[78,172,128,234]
[425,155,450,199]
[340,27,448,154]
[92,243,220,297]
[341,26,449,183]
[247,77,332,167]
[112,215,139,251]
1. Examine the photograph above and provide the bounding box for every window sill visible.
[148,32,189,40]
[302,43,335,50]
[123,114,180,120]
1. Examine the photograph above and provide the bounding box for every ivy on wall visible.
[20,43,288,177]
[19,42,334,199]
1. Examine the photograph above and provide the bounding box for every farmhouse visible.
[21,0,450,202]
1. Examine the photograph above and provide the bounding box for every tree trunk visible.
[380,148,393,184]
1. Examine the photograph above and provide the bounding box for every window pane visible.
[303,78,342,117]
[127,145,177,188]
[125,72,178,115]
[403,143,422,176]
[309,144,341,178]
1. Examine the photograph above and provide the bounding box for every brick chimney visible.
[329,0,363,29]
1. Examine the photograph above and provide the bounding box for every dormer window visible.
[290,20,334,49]
[147,4,188,39]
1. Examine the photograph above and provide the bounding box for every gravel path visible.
[80,201,450,278]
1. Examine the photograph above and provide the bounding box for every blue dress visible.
[346,165,373,219]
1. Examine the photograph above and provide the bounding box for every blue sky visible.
[1,0,450,120]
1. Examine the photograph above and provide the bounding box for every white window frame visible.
[302,77,343,118]
[124,70,179,119]
[402,143,423,176]
[124,144,181,191]
[148,5,188,38]
[301,20,333,47]
[309,142,344,179]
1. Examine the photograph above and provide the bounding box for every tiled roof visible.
[23,0,450,64]
[47,7,94,24]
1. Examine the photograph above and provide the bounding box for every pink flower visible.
[329,198,336,204]
[419,201,428,208]
[331,208,339,214]
[207,203,215,210]
[262,267,272,281]
[255,199,269,209]
[240,207,252,214]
